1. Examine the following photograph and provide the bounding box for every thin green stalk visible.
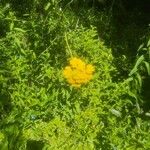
[64,32,73,57]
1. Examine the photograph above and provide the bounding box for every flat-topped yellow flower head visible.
[69,57,86,70]
[63,57,95,87]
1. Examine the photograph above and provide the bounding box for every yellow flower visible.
[86,64,95,74]
[63,66,72,78]
[70,57,85,70]
[63,57,95,87]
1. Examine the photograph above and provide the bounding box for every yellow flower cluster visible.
[63,57,95,87]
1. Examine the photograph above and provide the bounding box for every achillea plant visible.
[63,57,95,87]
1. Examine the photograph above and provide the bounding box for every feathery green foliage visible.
[0,1,150,150]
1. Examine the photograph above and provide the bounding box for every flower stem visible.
[65,32,73,57]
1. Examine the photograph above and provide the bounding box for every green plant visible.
[128,37,150,104]
[0,1,150,150]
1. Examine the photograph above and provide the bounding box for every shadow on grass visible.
[142,77,150,112]
[27,140,44,150]
[0,91,12,120]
